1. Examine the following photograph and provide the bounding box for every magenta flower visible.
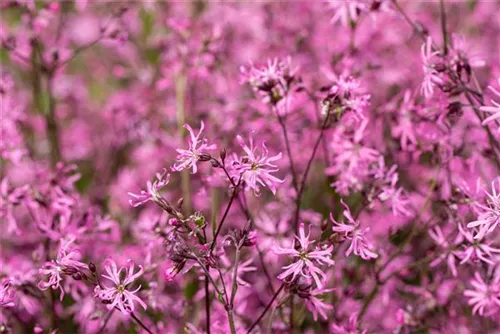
[240,57,298,104]
[463,272,500,317]
[304,287,334,321]
[95,259,147,314]
[467,179,500,239]
[273,224,334,288]
[457,223,500,266]
[328,0,367,26]
[172,121,216,174]
[0,280,15,308]
[481,78,500,133]
[420,37,444,98]
[0,178,28,235]
[330,313,367,334]
[233,134,283,195]
[428,226,462,277]
[331,201,378,260]
[378,165,413,217]
[38,236,87,300]
[128,168,171,207]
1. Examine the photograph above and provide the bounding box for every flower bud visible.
[199,153,212,162]
[88,262,97,272]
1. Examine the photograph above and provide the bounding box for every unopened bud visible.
[88,262,96,272]
[199,153,212,162]
[210,159,221,168]
[72,273,82,281]
[434,63,446,72]
[220,148,226,162]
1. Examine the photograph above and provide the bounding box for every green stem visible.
[175,74,192,214]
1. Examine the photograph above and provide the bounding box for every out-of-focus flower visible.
[95,259,147,314]
[467,179,500,239]
[273,224,334,288]
[428,226,462,277]
[0,280,15,308]
[330,313,367,334]
[463,272,500,316]
[377,165,413,217]
[331,201,378,260]
[240,57,298,105]
[481,79,500,133]
[128,169,171,207]
[38,236,87,300]
[421,37,444,98]
[172,121,216,174]
[457,223,500,266]
[328,0,368,26]
[304,287,334,321]
[233,134,283,195]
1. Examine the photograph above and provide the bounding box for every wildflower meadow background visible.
[1,1,500,333]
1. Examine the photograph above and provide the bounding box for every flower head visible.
[420,37,444,98]
[467,179,500,239]
[330,200,378,260]
[480,78,500,133]
[233,134,283,195]
[38,236,87,300]
[273,224,334,288]
[0,280,15,308]
[128,168,171,207]
[304,287,334,321]
[240,57,298,105]
[463,272,500,317]
[328,0,368,26]
[95,259,147,314]
[172,121,216,174]
[457,223,500,266]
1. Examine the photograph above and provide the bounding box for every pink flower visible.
[95,259,147,314]
[328,0,368,26]
[463,272,500,316]
[172,121,216,174]
[420,37,444,98]
[467,179,500,239]
[331,201,378,260]
[428,226,461,277]
[273,224,334,288]
[481,78,500,133]
[128,168,171,207]
[377,165,413,217]
[304,288,334,321]
[0,280,15,308]
[240,57,298,104]
[330,313,367,334]
[0,178,28,235]
[38,236,87,300]
[457,223,500,266]
[233,134,283,195]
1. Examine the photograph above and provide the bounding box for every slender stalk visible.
[205,276,211,334]
[274,106,299,192]
[228,309,237,334]
[210,176,242,250]
[230,247,241,306]
[176,73,192,214]
[46,75,61,166]
[247,284,284,333]
[439,0,448,55]
[130,312,154,334]
[292,110,331,232]
[358,285,379,321]
[98,309,115,333]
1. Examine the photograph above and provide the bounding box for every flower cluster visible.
[1,1,500,333]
